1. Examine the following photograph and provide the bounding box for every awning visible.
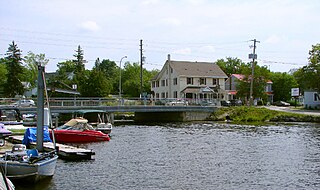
[227,90,237,95]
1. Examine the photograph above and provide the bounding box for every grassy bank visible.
[210,106,320,123]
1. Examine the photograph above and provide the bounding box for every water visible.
[15,122,320,190]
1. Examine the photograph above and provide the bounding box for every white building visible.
[304,91,320,109]
[151,55,228,104]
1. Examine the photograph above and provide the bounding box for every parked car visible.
[230,99,243,106]
[12,99,35,107]
[165,99,188,106]
[274,101,290,107]
[220,100,231,107]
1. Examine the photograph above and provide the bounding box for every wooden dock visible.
[6,136,95,160]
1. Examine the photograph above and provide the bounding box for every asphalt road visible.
[264,106,320,116]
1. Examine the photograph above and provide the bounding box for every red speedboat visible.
[50,118,110,143]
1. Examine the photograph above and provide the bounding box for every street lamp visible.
[119,56,127,104]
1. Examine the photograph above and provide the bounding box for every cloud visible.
[80,21,100,32]
[141,0,159,6]
[159,17,182,26]
[173,48,192,55]
[265,35,281,44]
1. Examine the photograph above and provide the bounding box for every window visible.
[166,92,168,98]
[173,91,178,98]
[161,92,165,98]
[156,81,159,87]
[161,80,165,86]
[187,77,193,85]
[166,79,168,86]
[156,93,159,98]
[152,81,155,88]
[200,78,206,85]
[213,78,217,85]
[173,78,177,85]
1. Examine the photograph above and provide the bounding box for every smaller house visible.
[225,74,273,103]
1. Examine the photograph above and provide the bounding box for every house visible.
[225,74,273,103]
[151,55,228,105]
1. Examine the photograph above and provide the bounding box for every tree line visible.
[1,41,319,103]
[0,42,158,98]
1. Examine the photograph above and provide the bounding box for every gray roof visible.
[169,60,228,78]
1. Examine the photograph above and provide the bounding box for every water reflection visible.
[14,122,320,190]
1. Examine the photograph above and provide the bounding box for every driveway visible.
[264,106,320,116]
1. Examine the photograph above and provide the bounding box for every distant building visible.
[151,55,228,104]
[304,91,320,109]
[225,74,273,103]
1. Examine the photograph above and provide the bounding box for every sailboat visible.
[0,64,58,183]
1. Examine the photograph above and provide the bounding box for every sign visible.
[248,53,257,59]
[291,88,299,97]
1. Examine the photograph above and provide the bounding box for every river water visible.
[15,122,320,190]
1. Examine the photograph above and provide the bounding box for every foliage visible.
[73,45,85,74]
[24,51,49,88]
[3,41,25,97]
[236,63,270,102]
[93,58,118,94]
[215,57,247,76]
[78,69,112,97]
[0,58,8,96]
[270,72,298,102]
[293,43,320,92]
[211,106,320,123]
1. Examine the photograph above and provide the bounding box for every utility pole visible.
[249,39,260,106]
[140,39,143,98]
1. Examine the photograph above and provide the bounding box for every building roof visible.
[170,61,228,78]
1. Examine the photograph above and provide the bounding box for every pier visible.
[6,136,95,160]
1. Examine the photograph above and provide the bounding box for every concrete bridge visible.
[17,105,218,122]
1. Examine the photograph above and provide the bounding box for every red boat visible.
[50,118,110,143]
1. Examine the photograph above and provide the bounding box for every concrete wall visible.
[134,111,212,122]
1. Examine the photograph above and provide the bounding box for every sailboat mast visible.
[36,64,45,151]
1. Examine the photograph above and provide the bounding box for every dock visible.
[6,136,95,160]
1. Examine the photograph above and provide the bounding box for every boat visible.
[0,144,58,183]
[73,110,112,134]
[0,107,24,130]
[0,123,12,146]
[0,167,14,190]
[0,64,58,183]
[50,118,110,143]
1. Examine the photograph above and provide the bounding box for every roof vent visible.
[167,54,171,61]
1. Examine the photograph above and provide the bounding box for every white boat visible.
[0,168,14,190]
[0,144,58,183]
[73,110,112,134]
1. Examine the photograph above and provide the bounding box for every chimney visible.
[167,54,171,61]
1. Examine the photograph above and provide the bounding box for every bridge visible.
[1,97,220,122]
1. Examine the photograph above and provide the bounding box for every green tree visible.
[92,58,118,94]
[294,43,320,92]
[3,41,25,97]
[73,45,85,74]
[0,58,8,96]
[79,70,112,97]
[24,51,49,88]
[215,57,246,76]
[237,63,270,103]
[271,72,298,102]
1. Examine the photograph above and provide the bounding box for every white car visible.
[166,99,188,106]
[12,99,35,107]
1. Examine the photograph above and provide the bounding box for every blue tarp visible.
[22,126,52,145]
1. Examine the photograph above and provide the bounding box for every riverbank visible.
[210,106,320,123]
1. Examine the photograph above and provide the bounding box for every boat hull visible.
[0,155,58,183]
[51,130,110,143]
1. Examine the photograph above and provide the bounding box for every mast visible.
[36,64,45,151]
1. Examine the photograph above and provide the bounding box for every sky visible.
[1,0,319,73]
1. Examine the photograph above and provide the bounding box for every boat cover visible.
[22,126,52,145]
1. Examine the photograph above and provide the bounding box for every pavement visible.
[264,106,320,116]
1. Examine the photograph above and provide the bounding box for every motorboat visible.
[0,144,58,183]
[50,118,110,143]
[0,123,12,146]
[0,167,14,190]
[73,110,112,134]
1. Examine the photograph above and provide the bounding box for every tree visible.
[270,72,298,102]
[24,51,49,88]
[215,57,246,76]
[79,70,112,97]
[92,58,118,94]
[3,41,25,97]
[73,45,85,74]
[0,58,8,96]
[294,44,320,92]
[236,63,271,103]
